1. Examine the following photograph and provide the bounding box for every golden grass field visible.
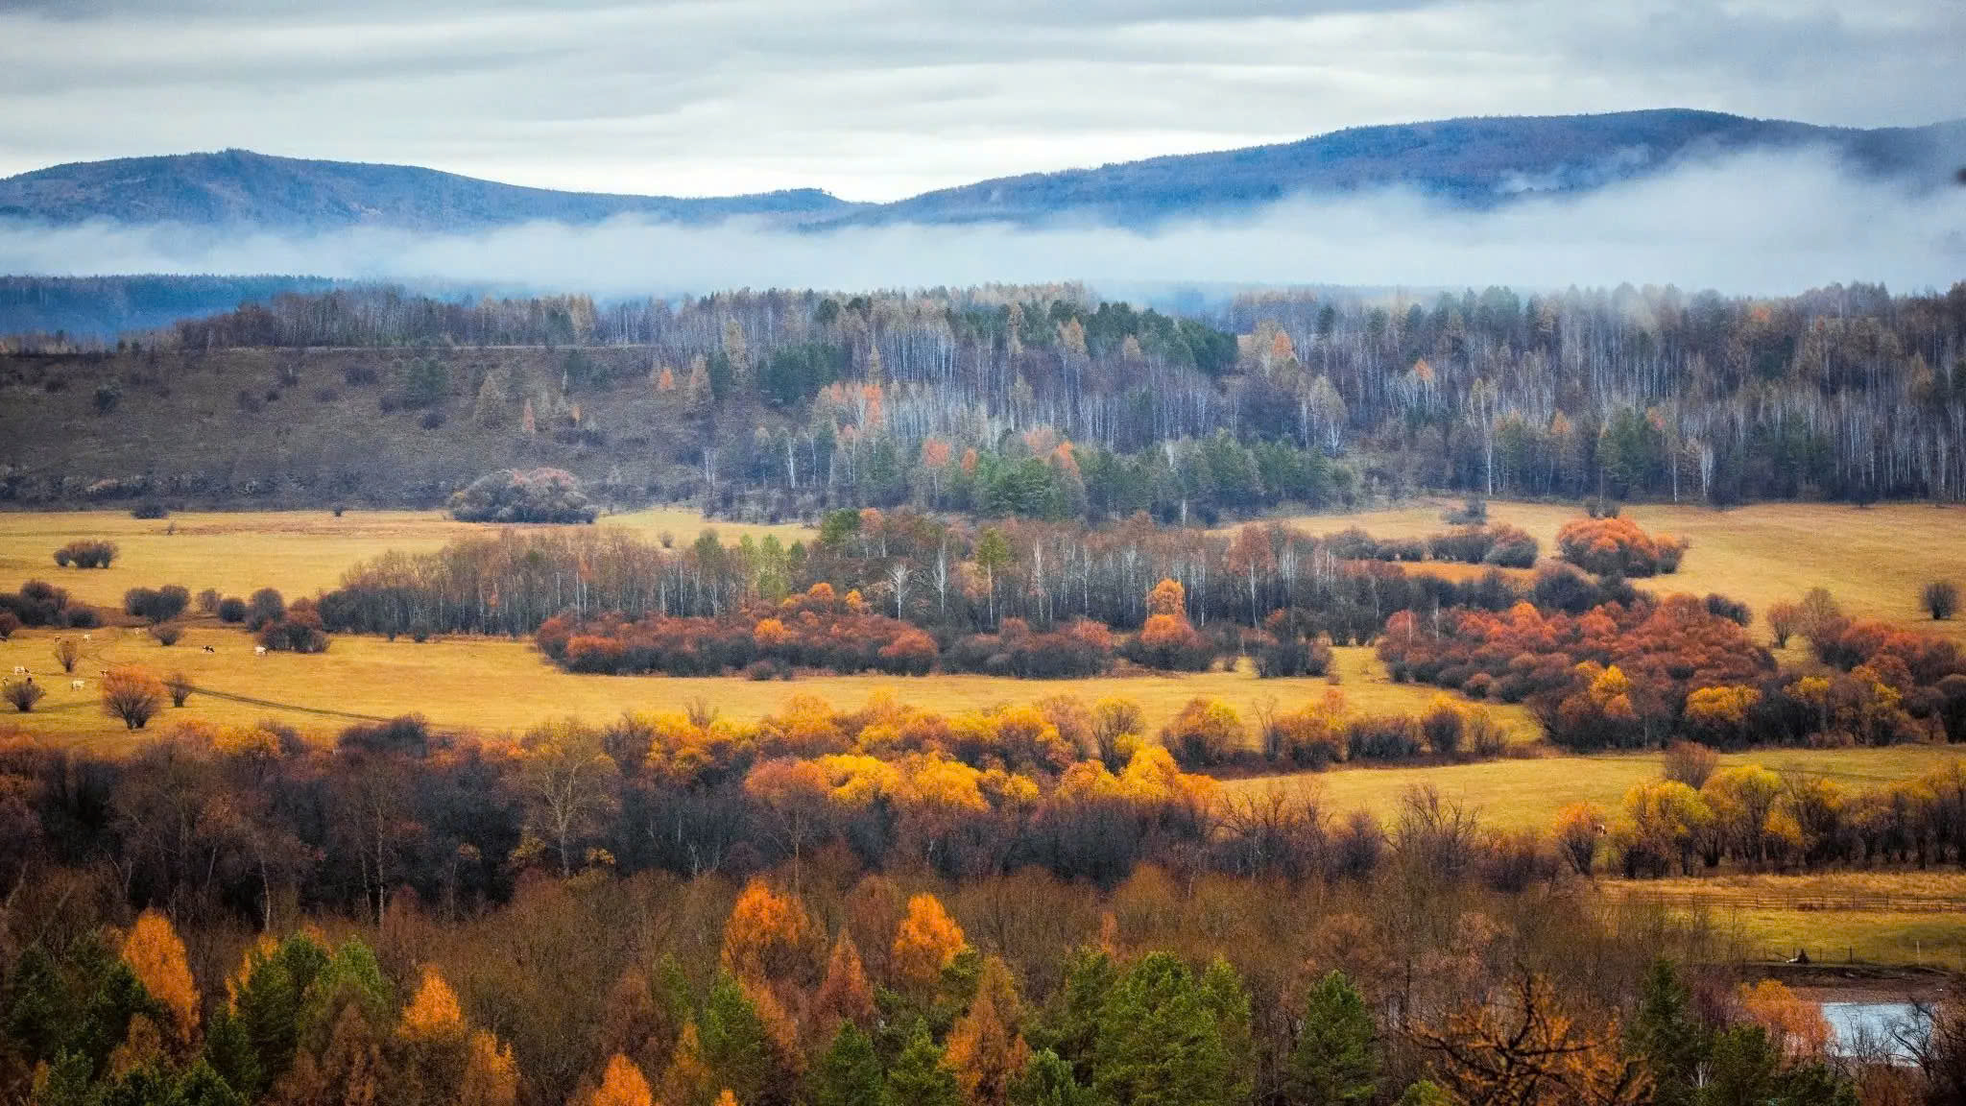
[0,507,811,609]
[0,622,1514,752]
[1600,872,1966,968]
[1259,498,1966,643]
[1224,744,1966,830]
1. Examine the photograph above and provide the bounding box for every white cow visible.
[70,679,84,691]
[82,632,92,641]
[254,645,268,656]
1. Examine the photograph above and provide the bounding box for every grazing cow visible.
[254,645,268,657]
[9,666,24,676]
[70,679,84,691]
[202,645,216,653]
[82,632,92,641]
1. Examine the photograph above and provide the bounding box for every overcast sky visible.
[0,0,1961,202]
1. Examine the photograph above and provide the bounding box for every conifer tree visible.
[1628,959,1707,1106]
[701,973,778,1106]
[813,1024,884,1106]
[1283,970,1377,1106]
[1091,953,1231,1106]
[885,1020,961,1106]
[1008,1049,1095,1106]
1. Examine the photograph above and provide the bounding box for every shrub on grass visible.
[3,679,44,713]
[101,667,165,730]
[53,539,118,569]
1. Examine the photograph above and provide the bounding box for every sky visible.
[1,0,1962,202]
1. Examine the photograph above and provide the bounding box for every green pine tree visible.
[701,973,777,1106]
[1091,953,1231,1106]
[1008,1048,1095,1106]
[1199,959,1254,1106]
[1027,948,1113,1085]
[5,944,73,1067]
[1628,959,1708,1106]
[202,1008,261,1102]
[883,1019,961,1106]
[29,1051,95,1106]
[813,1023,884,1106]
[1282,971,1377,1106]
[170,1059,248,1106]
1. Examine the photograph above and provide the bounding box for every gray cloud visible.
[0,147,1957,295]
[0,0,1960,202]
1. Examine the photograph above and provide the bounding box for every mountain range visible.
[3,109,1962,235]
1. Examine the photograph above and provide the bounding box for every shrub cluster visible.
[943,617,1114,677]
[449,467,597,523]
[1327,523,1539,568]
[1555,516,1687,577]
[124,584,190,624]
[52,539,118,568]
[0,580,100,628]
[256,599,330,653]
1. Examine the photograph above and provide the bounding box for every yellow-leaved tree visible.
[458,1030,520,1106]
[401,964,464,1041]
[946,955,1030,1106]
[892,893,966,993]
[591,1054,655,1106]
[123,908,199,1043]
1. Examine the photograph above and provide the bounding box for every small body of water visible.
[1822,1002,1926,1060]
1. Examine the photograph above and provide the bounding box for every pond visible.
[1821,1002,1927,1061]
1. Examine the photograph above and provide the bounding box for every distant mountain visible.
[848,110,1966,227]
[0,148,858,232]
[0,110,1959,240]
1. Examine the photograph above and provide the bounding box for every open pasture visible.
[1260,498,1966,643]
[0,627,1519,751]
[1223,743,1965,830]
[1601,871,1966,968]
[0,506,812,607]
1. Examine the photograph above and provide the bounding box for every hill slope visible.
[851,110,1966,226]
[1,110,1960,237]
[0,148,857,232]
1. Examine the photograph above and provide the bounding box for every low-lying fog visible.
[1,148,1960,295]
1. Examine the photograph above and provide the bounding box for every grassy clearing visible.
[1600,872,1966,968]
[0,507,812,608]
[1224,744,1966,830]
[0,627,1508,752]
[1261,498,1966,643]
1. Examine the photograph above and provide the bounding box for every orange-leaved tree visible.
[123,908,199,1044]
[893,893,966,994]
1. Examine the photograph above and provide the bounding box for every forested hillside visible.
[2,281,1963,513]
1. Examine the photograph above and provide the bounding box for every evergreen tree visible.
[201,1008,261,1103]
[1008,1049,1095,1106]
[170,1060,247,1106]
[1283,970,1377,1106]
[1198,959,1253,1106]
[1091,953,1231,1106]
[814,1023,884,1106]
[1028,948,1112,1085]
[5,944,72,1067]
[30,1050,95,1106]
[701,973,778,1106]
[885,1019,962,1106]
[1628,959,1707,1106]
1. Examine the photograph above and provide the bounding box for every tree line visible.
[43,279,1966,514]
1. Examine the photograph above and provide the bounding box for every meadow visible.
[0,506,811,608]
[1222,744,1965,830]
[0,623,1512,751]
